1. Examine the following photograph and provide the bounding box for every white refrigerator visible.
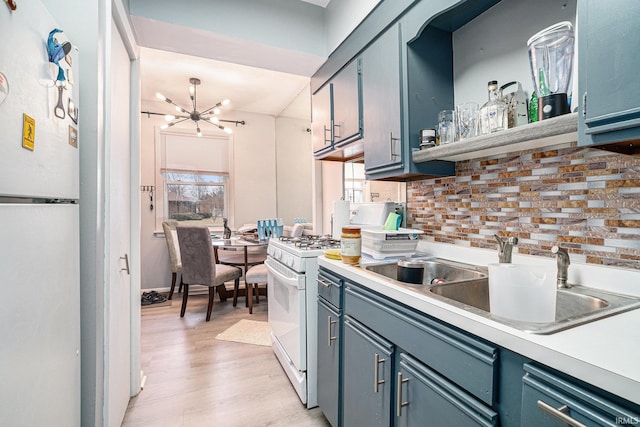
[0,2,81,425]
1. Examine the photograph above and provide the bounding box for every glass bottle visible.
[529,91,538,123]
[479,80,508,135]
[223,218,232,239]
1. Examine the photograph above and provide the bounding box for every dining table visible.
[211,235,269,306]
[211,235,268,273]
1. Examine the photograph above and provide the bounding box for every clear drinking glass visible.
[456,102,479,140]
[438,109,456,144]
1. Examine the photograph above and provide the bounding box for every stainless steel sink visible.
[362,259,487,285]
[361,259,640,334]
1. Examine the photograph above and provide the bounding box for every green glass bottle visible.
[538,68,550,97]
[529,91,538,123]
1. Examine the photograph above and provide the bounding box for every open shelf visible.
[412,112,578,163]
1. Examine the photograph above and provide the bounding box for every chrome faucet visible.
[494,234,518,263]
[551,246,571,288]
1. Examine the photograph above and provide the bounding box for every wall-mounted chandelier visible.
[151,77,244,137]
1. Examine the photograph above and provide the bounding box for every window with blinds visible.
[156,132,231,229]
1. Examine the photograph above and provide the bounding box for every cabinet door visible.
[332,59,363,147]
[317,299,341,427]
[396,353,498,427]
[521,363,640,427]
[362,23,403,174]
[312,83,333,155]
[579,0,640,147]
[342,317,394,427]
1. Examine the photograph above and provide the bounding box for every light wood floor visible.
[122,290,331,427]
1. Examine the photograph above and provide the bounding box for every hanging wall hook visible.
[140,185,155,210]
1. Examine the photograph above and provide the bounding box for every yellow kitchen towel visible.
[383,212,401,230]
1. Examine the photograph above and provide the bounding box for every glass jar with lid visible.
[340,226,361,265]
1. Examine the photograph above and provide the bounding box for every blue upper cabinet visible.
[578,0,640,154]
[312,83,333,156]
[332,59,363,149]
[362,21,456,180]
[362,23,404,176]
[312,59,364,162]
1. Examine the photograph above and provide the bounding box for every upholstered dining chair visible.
[162,220,183,300]
[176,226,242,321]
[244,263,268,314]
[215,246,267,274]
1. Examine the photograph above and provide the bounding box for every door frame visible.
[110,0,142,410]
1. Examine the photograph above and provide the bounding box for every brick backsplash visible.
[406,142,640,270]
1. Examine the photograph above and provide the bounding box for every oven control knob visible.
[286,254,294,267]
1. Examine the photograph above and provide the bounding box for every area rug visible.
[215,319,271,347]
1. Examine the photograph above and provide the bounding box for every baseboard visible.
[142,282,266,298]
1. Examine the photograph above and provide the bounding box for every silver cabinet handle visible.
[537,400,588,427]
[389,132,400,160]
[317,279,332,288]
[396,372,409,417]
[333,123,341,139]
[327,316,337,347]
[374,353,385,393]
[323,125,331,144]
[120,254,130,275]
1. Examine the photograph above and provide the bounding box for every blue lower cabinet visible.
[343,317,394,426]
[396,353,498,427]
[325,271,638,427]
[521,363,640,427]
[344,284,498,407]
[317,298,341,427]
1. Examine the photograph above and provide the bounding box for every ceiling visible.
[139,47,312,121]
[137,0,334,123]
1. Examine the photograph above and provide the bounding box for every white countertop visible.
[318,241,640,404]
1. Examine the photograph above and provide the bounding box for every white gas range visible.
[265,235,340,408]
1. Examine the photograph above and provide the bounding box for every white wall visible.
[129,0,380,77]
[130,0,325,57]
[229,111,278,226]
[275,116,313,224]
[325,0,381,53]
[139,110,278,289]
[275,85,313,225]
[453,0,576,107]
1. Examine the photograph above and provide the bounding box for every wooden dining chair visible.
[176,226,242,321]
[162,220,183,300]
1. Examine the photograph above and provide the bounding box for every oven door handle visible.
[265,260,304,290]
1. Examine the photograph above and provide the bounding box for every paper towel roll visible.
[332,200,350,239]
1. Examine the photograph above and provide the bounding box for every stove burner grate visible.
[278,234,341,250]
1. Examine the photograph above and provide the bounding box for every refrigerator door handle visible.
[120,254,130,275]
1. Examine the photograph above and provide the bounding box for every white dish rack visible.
[361,227,424,259]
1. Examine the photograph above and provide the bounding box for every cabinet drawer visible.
[521,363,640,427]
[317,267,343,309]
[398,353,498,427]
[345,284,498,406]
